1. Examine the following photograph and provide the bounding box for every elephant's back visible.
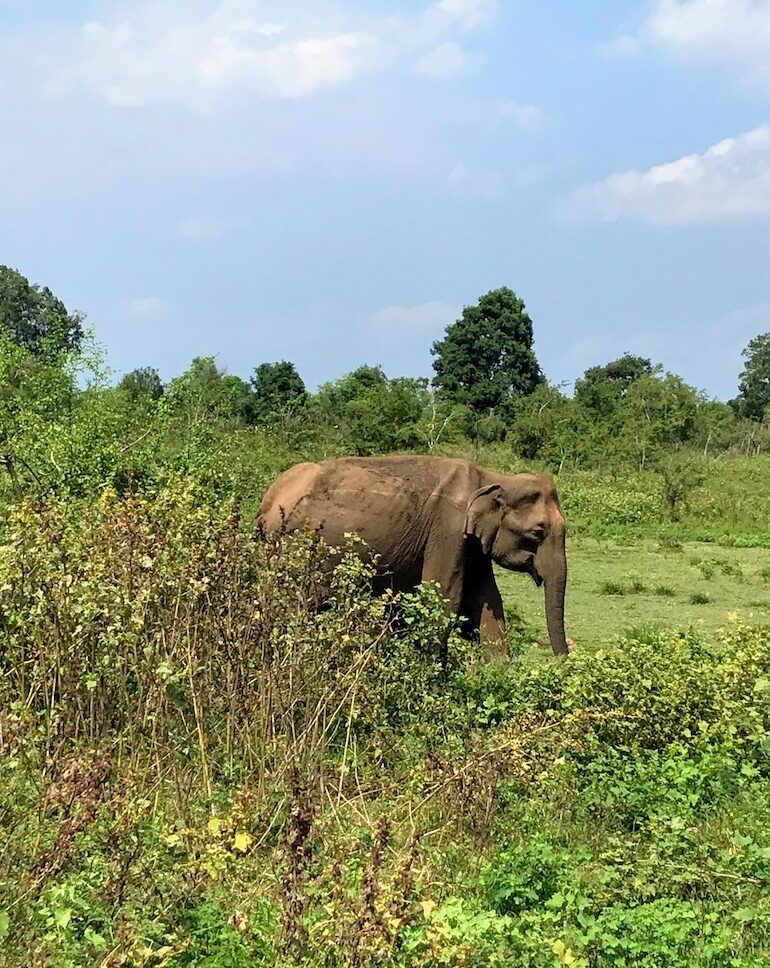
[258,458,430,551]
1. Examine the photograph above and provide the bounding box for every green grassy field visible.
[497,537,770,647]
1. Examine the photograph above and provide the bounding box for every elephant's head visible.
[464,474,568,656]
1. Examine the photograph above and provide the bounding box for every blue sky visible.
[1,0,769,399]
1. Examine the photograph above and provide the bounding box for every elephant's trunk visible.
[537,522,568,656]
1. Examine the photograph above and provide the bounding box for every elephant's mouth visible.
[524,555,544,586]
[508,548,544,586]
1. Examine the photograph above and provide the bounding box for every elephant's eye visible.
[516,492,540,508]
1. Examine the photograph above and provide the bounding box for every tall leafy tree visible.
[251,361,307,420]
[732,333,770,421]
[316,365,387,417]
[619,372,700,469]
[574,354,653,416]
[431,288,542,415]
[316,366,428,454]
[508,383,586,469]
[118,367,164,401]
[168,357,255,426]
[0,265,83,355]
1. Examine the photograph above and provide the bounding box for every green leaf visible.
[733,907,758,923]
[84,927,108,950]
[53,907,72,930]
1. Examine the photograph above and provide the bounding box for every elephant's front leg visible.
[421,552,464,612]
[421,552,464,669]
[463,564,507,660]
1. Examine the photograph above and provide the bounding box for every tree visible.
[655,450,707,522]
[316,366,428,455]
[507,383,585,470]
[0,265,83,355]
[167,357,255,426]
[691,400,737,456]
[221,375,257,425]
[431,288,543,416]
[345,377,428,455]
[732,333,770,421]
[251,361,307,421]
[0,334,77,497]
[316,365,387,417]
[574,354,653,416]
[119,367,164,401]
[619,372,700,469]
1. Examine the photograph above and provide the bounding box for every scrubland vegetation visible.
[1,270,770,966]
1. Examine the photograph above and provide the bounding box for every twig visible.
[118,425,153,456]
[0,453,21,500]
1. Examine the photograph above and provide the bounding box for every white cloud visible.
[610,0,770,91]
[445,161,505,198]
[176,214,251,240]
[42,0,503,109]
[430,0,500,30]
[197,31,376,100]
[497,100,544,131]
[125,296,164,315]
[572,125,770,223]
[54,11,377,107]
[414,41,481,77]
[369,301,459,328]
[599,33,642,59]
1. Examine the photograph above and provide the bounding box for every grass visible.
[496,535,770,647]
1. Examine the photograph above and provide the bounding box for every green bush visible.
[3,486,770,966]
[560,474,664,528]
[690,591,712,604]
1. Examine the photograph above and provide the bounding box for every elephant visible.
[257,455,568,658]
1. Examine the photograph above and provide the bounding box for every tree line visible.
[1,264,769,502]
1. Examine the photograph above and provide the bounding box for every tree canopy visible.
[167,357,255,426]
[574,354,653,416]
[733,333,770,422]
[316,366,430,455]
[119,367,164,401]
[0,265,83,356]
[431,288,543,416]
[251,361,307,421]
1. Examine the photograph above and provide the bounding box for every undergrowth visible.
[1,484,769,966]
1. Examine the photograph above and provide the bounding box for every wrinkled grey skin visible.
[258,455,568,658]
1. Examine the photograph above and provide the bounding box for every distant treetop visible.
[431,287,543,415]
[119,367,164,401]
[0,265,83,356]
[574,354,654,416]
[732,333,770,422]
[251,361,307,420]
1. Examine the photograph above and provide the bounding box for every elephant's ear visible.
[463,483,503,555]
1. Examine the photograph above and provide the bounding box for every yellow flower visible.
[233,831,253,853]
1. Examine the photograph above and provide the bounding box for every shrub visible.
[690,591,712,605]
[600,581,627,596]
[4,487,770,965]
[560,475,664,529]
